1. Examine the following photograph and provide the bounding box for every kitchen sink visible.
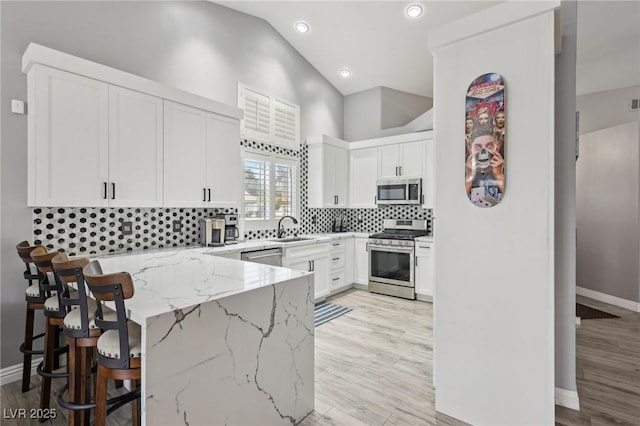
[270,237,315,243]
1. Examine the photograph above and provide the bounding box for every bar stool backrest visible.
[16,241,43,294]
[30,247,63,304]
[83,260,135,369]
[52,253,91,336]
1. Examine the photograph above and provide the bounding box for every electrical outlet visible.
[121,221,133,236]
[311,215,317,224]
[357,214,363,224]
[173,220,182,233]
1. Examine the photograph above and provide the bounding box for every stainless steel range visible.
[368,219,428,300]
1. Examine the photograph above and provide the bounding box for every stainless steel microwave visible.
[376,178,422,205]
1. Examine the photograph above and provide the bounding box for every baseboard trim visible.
[353,283,368,291]
[0,357,42,386]
[416,293,433,302]
[555,387,580,410]
[576,286,640,312]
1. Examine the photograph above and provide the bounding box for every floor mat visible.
[576,303,620,319]
[315,301,352,327]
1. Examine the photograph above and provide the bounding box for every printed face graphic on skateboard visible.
[465,73,505,208]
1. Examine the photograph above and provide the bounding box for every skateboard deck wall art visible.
[464,73,506,208]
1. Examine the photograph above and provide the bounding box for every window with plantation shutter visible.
[242,151,298,230]
[238,83,300,150]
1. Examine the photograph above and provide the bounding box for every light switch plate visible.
[11,99,25,114]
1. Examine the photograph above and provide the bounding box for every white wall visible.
[554,0,578,400]
[344,86,432,141]
[576,122,640,302]
[577,85,640,134]
[429,3,557,424]
[0,1,343,369]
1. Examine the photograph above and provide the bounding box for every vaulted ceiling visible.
[216,1,640,98]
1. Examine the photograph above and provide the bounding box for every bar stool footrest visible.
[19,332,46,355]
[36,361,69,379]
[56,383,141,413]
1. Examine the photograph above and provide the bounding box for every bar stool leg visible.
[131,379,140,426]
[80,346,92,426]
[94,365,108,426]
[22,303,37,392]
[39,319,57,417]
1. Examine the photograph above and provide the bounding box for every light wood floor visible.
[2,290,638,425]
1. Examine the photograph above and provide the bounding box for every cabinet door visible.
[31,66,109,206]
[354,238,369,285]
[399,141,424,178]
[334,146,348,207]
[108,86,163,207]
[415,244,434,298]
[322,145,336,207]
[422,138,434,209]
[312,255,330,301]
[378,145,400,179]
[349,147,378,208]
[343,237,355,284]
[163,101,207,207]
[206,113,241,207]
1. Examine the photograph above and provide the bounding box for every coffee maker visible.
[200,218,225,247]
[216,213,240,244]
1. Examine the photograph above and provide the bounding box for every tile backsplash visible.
[33,139,432,256]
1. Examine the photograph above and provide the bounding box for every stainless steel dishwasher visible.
[240,248,282,267]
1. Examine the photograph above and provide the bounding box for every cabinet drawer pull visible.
[208,188,211,202]
[203,188,206,202]
[332,257,340,261]
[103,182,107,200]
[332,277,340,281]
[111,183,116,200]
[418,245,431,249]
[332,243,340,246]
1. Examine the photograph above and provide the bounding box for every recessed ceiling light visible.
[405,3,424,19]
[294,21,310,34]
[338,68,352,78]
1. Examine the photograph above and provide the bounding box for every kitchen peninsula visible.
[96,248,314,425]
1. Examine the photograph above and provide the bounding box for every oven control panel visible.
[369,238,414,247]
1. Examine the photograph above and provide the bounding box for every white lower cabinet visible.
[354,237,369,285]
[415,241,434,301]
[282,243,330,301]
[328,239,352,294]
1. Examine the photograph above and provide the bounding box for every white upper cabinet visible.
[108,86,163,207]
[163,101,208,207]
[24,43,243,209]
[378,141,424,179]
[349,147,378,208]
[30,65,109,207]
[308,140,348,208]
[206,113,241,207]
[239,83,300,150]
[164,101,241,208]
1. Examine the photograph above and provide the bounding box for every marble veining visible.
[95,247,308,324]
[93,246,314,425]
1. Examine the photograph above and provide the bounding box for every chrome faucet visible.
[277,215,298,238]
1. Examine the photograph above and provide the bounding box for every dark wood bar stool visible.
[30,246,70,419]
[52,253,95,426]
[16,241,48,392]
[83,260,141,426]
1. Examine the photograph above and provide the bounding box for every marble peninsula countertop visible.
[94,232,370,324]
[96,248,308,324]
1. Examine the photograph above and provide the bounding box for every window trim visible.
[240,148,300,231]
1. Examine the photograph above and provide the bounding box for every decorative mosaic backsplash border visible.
[33,139,432,256]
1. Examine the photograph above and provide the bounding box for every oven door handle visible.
[368,244,414,254]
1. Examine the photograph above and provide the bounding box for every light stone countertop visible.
[94,232,372,323]
[95,247,308,324]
